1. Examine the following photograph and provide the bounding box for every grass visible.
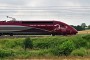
[0,34,90,59]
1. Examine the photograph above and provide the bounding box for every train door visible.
[60,24,67,35]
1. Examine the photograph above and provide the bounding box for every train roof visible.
[0,20,69,25]
[0,20,54,22]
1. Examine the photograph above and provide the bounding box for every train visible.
[0,20,78,36]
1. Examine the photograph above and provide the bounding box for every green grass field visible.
[0,34,90,59]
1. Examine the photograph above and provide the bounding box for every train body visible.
[0,20,78,36]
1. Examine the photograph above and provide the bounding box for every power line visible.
[0,9,90,13]
[1,6,90,7]
[0,8,90,10]
[0,14,90,17]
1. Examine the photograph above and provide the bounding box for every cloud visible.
[0,0,89,25]
[0,0,27,6]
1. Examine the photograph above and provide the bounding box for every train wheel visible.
[52,35,55,36]
[10,34,13,36]
[51,34,55,36]
[0,33,2,36]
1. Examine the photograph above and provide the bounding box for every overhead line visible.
[0,5,90,7]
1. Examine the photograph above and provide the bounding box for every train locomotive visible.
[0,19,78,36]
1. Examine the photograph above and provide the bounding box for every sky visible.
[0,0,90,25]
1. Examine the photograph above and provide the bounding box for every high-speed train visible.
[0,20,78,36]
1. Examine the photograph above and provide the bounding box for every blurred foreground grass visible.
[0,34,90,59]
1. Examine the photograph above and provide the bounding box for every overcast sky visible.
[0,0,90,25]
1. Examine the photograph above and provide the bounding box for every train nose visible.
[73,29,78,34]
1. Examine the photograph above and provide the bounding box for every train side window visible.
[61,24,64,27]
[22,21,53,24]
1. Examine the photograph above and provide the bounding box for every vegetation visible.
[51,40,75,56]
[23,37,33,50]
[71,25,85,31]
[71,23,90,31]
[88,25,90,29]
[71,48,87,56]
[0,34,90,58]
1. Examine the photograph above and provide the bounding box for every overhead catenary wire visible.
[0,6,90,17]
[0,6,89,25]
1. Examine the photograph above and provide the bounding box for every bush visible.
[51,40,75,56]
[48,37,67,48]
[23,37,33,50]
[29,49,52,57]
[33,37,67,49]
[72,36,87,48]
[35,42,50,49]
[87,42,90,49]
[5,40,17,48]
[82,34,90,40]
[4,38,24,48]
[71,48,87,56]
[0,49,14,58]
[33,37,52,49]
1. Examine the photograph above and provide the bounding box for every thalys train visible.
[0,20,78,36]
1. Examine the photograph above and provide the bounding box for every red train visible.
[0,20,78,36]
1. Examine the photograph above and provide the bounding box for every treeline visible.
[71,23,90,31]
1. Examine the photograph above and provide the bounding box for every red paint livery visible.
[0,20,78,36]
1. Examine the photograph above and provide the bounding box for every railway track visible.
[0,35,52,39]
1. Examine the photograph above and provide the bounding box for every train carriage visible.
[0,20,78,36]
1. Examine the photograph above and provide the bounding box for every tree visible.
[81,23,87,30]
[76,25,84,31]
[88,25,90,29]
[71,25,84,31]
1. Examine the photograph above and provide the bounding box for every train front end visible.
[53,21,78,35]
